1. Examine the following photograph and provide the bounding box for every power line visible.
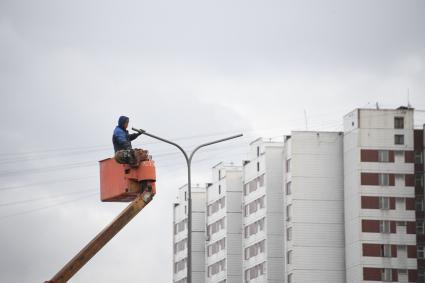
[0,145,246,192]
[0,154,239,218]
[0,128,254,158]
[0,161,95,177]
[0,188,97,207]
[0,175,96,191]
[0,136,253,178]
[3,108,424,160]
[0,131,255,164]
[0,110,348,159]
[0,192,98,221]
[0,108,420,190]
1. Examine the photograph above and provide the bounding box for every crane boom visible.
[46,190,154,283]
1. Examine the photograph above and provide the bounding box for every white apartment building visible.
[283,131,346,283]
[173,184,207,283]
[205,162,243,283]
[242,138,285,283]
[344,108,418,283]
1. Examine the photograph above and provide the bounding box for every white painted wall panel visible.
[284,131,345,283]
[293,222,345,247]
[291,269,346,283]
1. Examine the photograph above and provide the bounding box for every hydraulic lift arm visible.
[45,191,154,283]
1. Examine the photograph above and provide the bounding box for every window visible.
[288,274,293,283]
[184,192,187,201]
[286,159,291,172]
[207,259,225,277]
[244,196,265,217]
[399,269,407,279]
[380,220,391,233]
[174,238,187,254]
[244,184,248,196]
[244,218,265,239]
[417,199,424,212]
[419,269,425,283]
[415,152,424,164]
[381,244,391,257]
[418,246,425,259]
[249,180,256,194]
[379,197,390,210]
[257,146,260,157]
[174,258,187,274]
[244,174,265,196]
[174,219,187,234]
[218,185,221,195]
[218,170,221,180]
[394,117,404,129]
[258,174,265,187]
[185,205,187,215]
[417,221,425,235]
[244,240,266,260]
[287,250,293,264]
[286,204,292,221]
[416,173,424,187]
[286,182,292,195]
[397,221,407,227]
[287,227,292,241]
[395,174,404,185]
[381,268,392,282]
[257,162,260,172]
[207,197,225,216]
[398,245,406,254]
[207,238,226,257]
[246,179,257,196]
[379,174,390,186]
[207,217,226,237]
[378,150,390,162]
[244,262,266,281]
[395,135,404,145]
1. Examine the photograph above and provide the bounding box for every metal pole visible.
[133,128,242,283]
[186,134,242,283]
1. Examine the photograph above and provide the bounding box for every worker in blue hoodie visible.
[113,116,147,166]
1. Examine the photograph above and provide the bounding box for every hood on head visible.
[118,116,129,129]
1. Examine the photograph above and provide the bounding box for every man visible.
[112,116,147,166]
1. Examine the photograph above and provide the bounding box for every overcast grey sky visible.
[1,0,424,282]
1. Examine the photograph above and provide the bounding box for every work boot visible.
[115,150,132,164]
[140,181,151,194]
[134,149,149,165]
[140,181,145,194]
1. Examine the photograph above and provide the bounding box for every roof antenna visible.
[304,109,308,130]
[407,88,412,108]
[375,102,380,110]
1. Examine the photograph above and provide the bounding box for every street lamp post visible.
[132,128,242,283]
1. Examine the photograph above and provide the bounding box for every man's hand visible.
[132,128,145,135]
[129,128,145,141]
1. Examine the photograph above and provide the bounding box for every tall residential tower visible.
[205,162,243,283]
[344,108,418,282]
[283,131,346,283]
[242,138,285,283]
[173,184,207,283]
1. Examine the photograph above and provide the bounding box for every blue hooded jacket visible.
[112,116,140,152]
